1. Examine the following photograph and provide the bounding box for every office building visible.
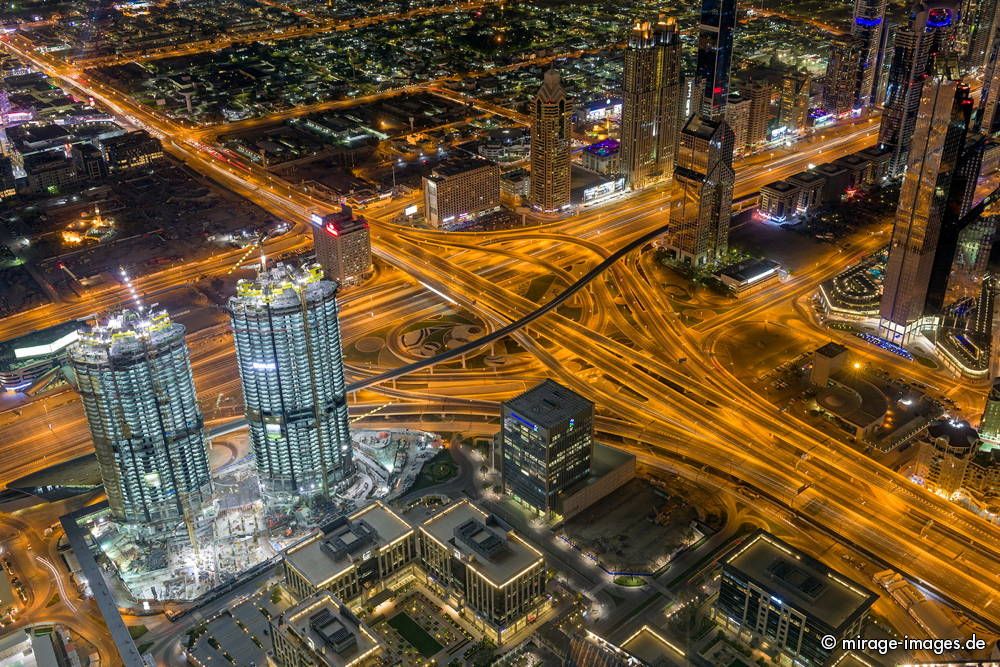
[501,379,594,515]
[419,500,546,643]
[780,70,811,133]
[311,207,372,285]
[228,264,353,503]
[725,92,751,154]
[824,38,863,116]
[717,531,877,666]
[68,309,212,531]
[668,115,736,266]
[282,501,417,602]
[980,378,1000,445]
[879,78,968,344]
[422,157,501,227]
[270,591,382,667]
[530,69,572,213]
[880,1,962,177]
[852,0,889,107]
[748,81,772,148]
[620,16,682,189]
[695,0,737,120]
[759,180,801,222]
[99,130,163,171]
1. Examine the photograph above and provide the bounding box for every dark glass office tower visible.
[696,0,737,120]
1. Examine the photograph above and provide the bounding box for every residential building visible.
[619,16,681,189]
[501,379,594,516]
[716,531,878,667]
[422,157,501,228]
[824,38,863,116]
[310,207,372,285]
[228,264,353,503]
[530,69,572,213]
[748,81,772,148]
[68,309,212,532]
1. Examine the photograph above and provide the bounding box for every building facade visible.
[419,500,546,643]
[619,17,682,189]
[311,207,372,285]
[501,379,594,516]
[779,70,811,133]
[695,0,737,120]
[879,1,962,177]
[228,264,353,503]
[668,115,736,266]
[422,157,501,227]
[68,309,212,531]
[879,78,967,344]
[852,0,889,108]
[530,69,572,213]
[99,130,163,171]
[716,531,877,667]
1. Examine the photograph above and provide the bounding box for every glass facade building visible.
[69,309,212,530]
[228,263,353,504]
[500,380,594,516]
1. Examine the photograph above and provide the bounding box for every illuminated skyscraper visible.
[748,81,771,147]
[228,264,353,503]
[530,69,571,213]
[69,308,212,531]
[880,1,962,176]
[825,38,864,115]
[964,0,998,68]
[696,0,737,120]
[879,78,968,344]
[979,377,1000,445]
[668,116,736,266]
[979,9,1000,133]
[501,380,594,516]
[620,16,682,189]
[852,0,889,107]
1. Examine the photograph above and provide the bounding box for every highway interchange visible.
[1,18,1000,658]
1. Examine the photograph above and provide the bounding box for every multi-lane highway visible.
[3,27,1000,636]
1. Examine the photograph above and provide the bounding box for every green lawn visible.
[388,612,442,657]
[128,624,149,640]
[410,449,458,492]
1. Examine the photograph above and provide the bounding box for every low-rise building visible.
[581,139,620,176]
[419,499,546,643]
[716,531,877,667]
[501,168,531,198]
[18,151,79,195]
[270,591,382,667]
[717,259,782,299]
[99,130,163,171]
[283,501,417,603]
[759,180,801,222]
[787,171,826,214]
[422,157,500,228]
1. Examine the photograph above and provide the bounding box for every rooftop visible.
[725,531,877,631]
[719,258,781,285]
[421,500,542,586]
[788,170,826,186]
[817,372,888,429]
[428,157,497,179]
[504,379,594,430]
[231,263,337,310]
[70,309,185,364]
[0,320,83,368]
[584,138,620,158]
[816,342,848,359]
[762,180,798,193]
[285,502,413,587]
[279,591,381,667]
